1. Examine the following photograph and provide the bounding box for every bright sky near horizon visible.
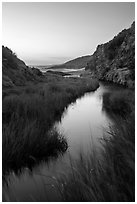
[2,2,135,65]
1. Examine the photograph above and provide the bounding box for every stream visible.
[3,81,125,201]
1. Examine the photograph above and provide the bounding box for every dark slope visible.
[2,46,43,87]
[86,22,135,88]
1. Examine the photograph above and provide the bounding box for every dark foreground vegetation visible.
[2,43,134,201]
[56,90,135,202]
[3,73,99,179]
[2,45,99,183]
[102,89,134,117]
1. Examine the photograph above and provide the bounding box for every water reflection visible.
[56,84,112,159]
[3,82,125,201]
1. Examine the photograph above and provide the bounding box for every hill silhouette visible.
[86,22,135,88]
[2,46,43,87]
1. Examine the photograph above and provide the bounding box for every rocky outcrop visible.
[86,22,135,88]
[2,46,43,87]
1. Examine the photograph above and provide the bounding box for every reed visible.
[3,76,99,177]
[57,89,135,202]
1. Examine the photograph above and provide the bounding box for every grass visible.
[102,89,134,117]
[3,75,99,178]
[3,77,134,202]
[57,114,134,202]
[56,90,135,202]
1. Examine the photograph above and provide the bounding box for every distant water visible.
[34,66,85,73]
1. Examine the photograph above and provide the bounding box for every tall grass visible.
[56,90,135,202]
[3,79,134,202]
[3,76,99,178]
[57,114,134,202]
[102,90,134,117]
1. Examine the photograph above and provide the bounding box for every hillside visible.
[50,55,92,70]
[86,22,135,88]
[2,46,43,87]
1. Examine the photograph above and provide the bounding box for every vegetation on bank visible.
[102,90,134,117]
[2,45,134,202]
[3,79,134,202]
[56,90,135,202]
[3,74,99,178]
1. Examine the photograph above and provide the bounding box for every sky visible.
[2,2,135,65]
